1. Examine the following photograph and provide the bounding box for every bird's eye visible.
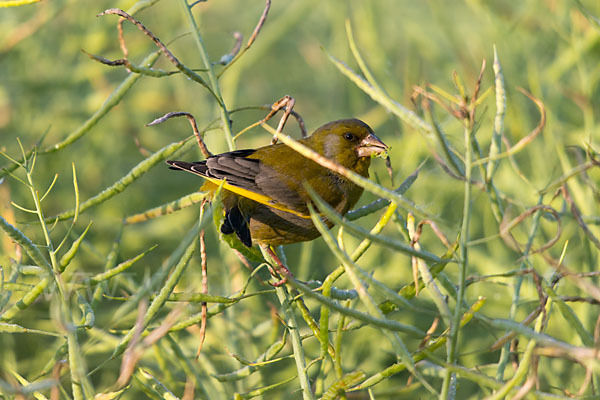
[343,132,355,141]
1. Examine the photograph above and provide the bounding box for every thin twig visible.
[473,89,546,166]
[412,219,452,249]
[179,0,234,149]
[261,245,293,286]
[218,0,271,76]
[117,300,147,387]
[234,99,307,141]
[469,59,487,128]
[499,204,562,255]
[146,112,212,158]
[189,0,206,8]
[117,18,128,58]
[269,96,295,144]
[490,304,544,351]
[217,32,242,65]
[560,184,600,250]
[82,49,186,77]
[98,8,219,102]
[196,227,208,358]
[98,9,184,72]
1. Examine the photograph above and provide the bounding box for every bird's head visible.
[308,118,388,172]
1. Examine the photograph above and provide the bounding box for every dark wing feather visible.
[204,152,260,189]
[167,146,310,211]
[221,205,252,247]
[167,147,334,247]
[167,153,258,247]
[167,149,261,191]
[167,160,207,174]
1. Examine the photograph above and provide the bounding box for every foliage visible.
[1,0,599,399]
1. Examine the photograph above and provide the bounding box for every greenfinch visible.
[167,118,387,247]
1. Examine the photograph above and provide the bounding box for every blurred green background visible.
[1,0,599,398]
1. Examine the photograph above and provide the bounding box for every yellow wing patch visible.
[201,176,311,219]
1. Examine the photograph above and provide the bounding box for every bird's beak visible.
[357,133,388,158]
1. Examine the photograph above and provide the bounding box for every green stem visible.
[318,203,399,361]
[179,0,235,151]
[258,246,314,399]
[308,204,437,395]
[258,247,314,399]
[488,299,550,400]
[263,270,315,400]
[496,197,543,380]
[441,124,473,399]
[275,284,315,400]
[25,169,94,399]
[44,50,161,154]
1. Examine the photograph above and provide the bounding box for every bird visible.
[166,118,388,248]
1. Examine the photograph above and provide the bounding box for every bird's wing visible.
[167,150,312,219]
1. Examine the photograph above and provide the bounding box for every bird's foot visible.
[262,245,293,286]
[269,275,288,287]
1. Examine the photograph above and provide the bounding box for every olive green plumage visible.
[167,118,387,246]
